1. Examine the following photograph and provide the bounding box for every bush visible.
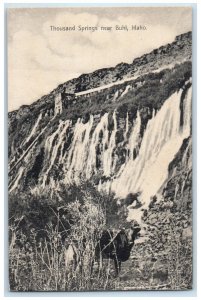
[9,182,122,291]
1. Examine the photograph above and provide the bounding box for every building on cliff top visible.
[54,92,75,115]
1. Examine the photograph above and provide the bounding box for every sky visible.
[7,7,192,111]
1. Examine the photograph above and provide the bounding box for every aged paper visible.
[8,7,192,291]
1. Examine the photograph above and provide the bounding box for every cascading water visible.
[112,85,192,221]
[63,115,94,184]
[85,113,109,178]
[9,82,192,213]
[126,110,141,160]
[39,85,191,200]
[62,111,118,182]
[42,120,71,187]
[102,111,118,177]
[23,113,42,146]
[124,112,129,139]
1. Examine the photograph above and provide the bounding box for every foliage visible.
[9,183,121,291]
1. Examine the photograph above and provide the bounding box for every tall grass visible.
[9,182,192,291]
[9,186,119,291]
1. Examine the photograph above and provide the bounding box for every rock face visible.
[8,31,192,215]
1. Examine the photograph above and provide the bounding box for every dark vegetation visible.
[60,61,191,120]
[9,182,126,291]
[9,166,192,291]
[9,181,127,250]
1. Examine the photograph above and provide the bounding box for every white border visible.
[1,1,200,299]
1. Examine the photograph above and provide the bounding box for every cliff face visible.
[8,32,192,219]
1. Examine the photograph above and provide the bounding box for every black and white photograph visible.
[7,6,193,292]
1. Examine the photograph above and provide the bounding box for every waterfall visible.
[85,110,118,178]
[23,113,42,146]
[124,111,129,139]
[42,120,71,187]
[182,86,192,136]
[63,110,117,183]
[115,110,141,178]
[112,87,192,213]
[102,111,117,176]
[85,113,109,178]
[40,85,191,210]
[11,83,191,205]
[126,110,141,160]
[63,115,94,184]
[58,120,72,165]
